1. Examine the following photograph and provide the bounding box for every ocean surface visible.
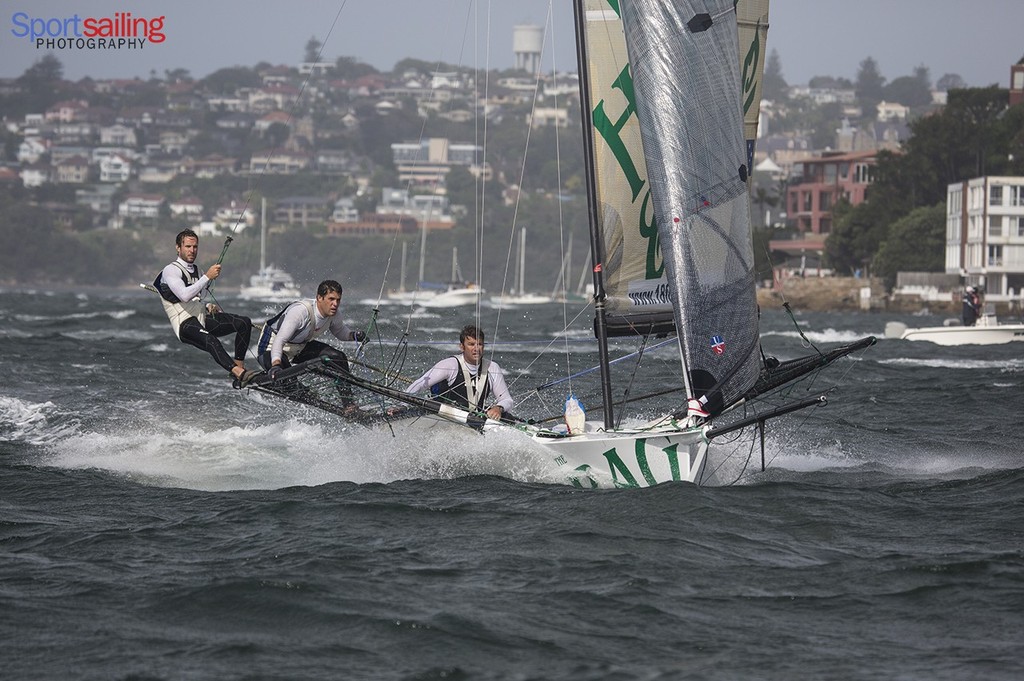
[1,287,1022,680]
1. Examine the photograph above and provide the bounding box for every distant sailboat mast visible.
[417,220,427,286]
[260,197,267,273]
[398,240,408,293]
[517,228,526,295]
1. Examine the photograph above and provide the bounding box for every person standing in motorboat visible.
[405,324,513,421]
[962,286,981,327]
[257,279,366,395]
[155,229,257,388]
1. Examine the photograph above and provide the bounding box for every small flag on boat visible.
[710,335,726,355]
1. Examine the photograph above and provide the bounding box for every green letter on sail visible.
[591,65,645,202]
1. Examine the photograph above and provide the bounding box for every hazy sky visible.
[2,1,1021,88]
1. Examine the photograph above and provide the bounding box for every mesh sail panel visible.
[619,0,761,411]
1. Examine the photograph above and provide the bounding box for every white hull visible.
[388,412,708,488]
[886,319,1024,346]
[377,289,438,306]
[239,288,302,302]
[488,293,555,307]
[415,285,484,308]
[370,285,483,308]
[239,268,302,301]
[531,421,709,488]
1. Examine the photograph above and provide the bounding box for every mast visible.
[399,240,407,292]
[573,0,615,428]
[260,196,267,273]
[518,228,526,295]
[417,221,427,285]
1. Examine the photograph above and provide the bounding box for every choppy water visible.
[2,287,1022,680]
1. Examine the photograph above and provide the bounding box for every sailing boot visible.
[232,369,260,390]
[685,398,710,426]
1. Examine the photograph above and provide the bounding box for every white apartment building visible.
[390,138,490,188]
[947,175,1024,300]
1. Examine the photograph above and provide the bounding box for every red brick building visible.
[785,150,877,236]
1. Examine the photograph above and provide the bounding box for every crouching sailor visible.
[257,279,365,403]
[156,229,257,388]
[405,324,513,421]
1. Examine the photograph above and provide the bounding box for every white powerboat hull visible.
[886,320,1024,346]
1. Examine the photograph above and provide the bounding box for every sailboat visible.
[239,197,302,301]
[489,228,554,307]
[414,246,485,308]
[244,0,875,488]
[381,225,483,307]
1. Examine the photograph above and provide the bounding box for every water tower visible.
[513,24,543,75]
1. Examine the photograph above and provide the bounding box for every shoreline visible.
[6,278,1019,318]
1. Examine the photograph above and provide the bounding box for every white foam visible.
[42,415,555,492]
[762,328,866,344]
[14,309,136,322]
[880,357,1024,372]
[0,395,79,445]
[62,329,157,341]
[722,428,1013,482]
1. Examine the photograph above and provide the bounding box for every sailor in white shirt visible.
[155,229,256,387]
[406,324,513,421]
[256,279,365,384]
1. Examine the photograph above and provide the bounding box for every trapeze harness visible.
[432,355,492,411]
[257,299,322,361]
[154,262,206,340]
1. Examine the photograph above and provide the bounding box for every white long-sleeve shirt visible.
[406,356,514,412]
[271,300,354,364]
[161,258,210,302]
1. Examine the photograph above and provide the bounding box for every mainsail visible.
[578,0,674,337]
[619,0,761,415]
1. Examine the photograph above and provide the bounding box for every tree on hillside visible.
[884,66,932,110]
[351,104,424,167]
[871,203,946,288]
[304,37,323,64]
[803,101,845,149]
[855,56,886,113]
[201,67,262,95]
[392,58,462,77]
[752,186,778,227]
[1001,103,1024,176]
[824,195,900,276]
[15,55,65,114]
[936,73,967,91]
[264,122,291,149]
[20,54,63,84]
[332,56,379,81]
[808,75,853,89]
[164,68,192,83]
[762,49,788,101]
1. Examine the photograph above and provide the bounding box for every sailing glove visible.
[268,365,282,382]
[352,330,367,343]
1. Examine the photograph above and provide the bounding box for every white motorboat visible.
[885,315,1024,345]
